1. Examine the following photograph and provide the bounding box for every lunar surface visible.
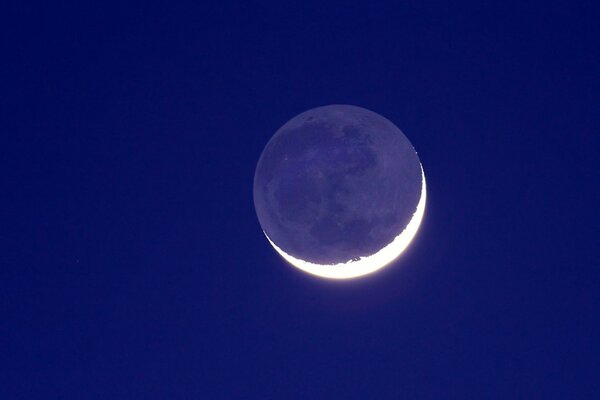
[253,105,425,279]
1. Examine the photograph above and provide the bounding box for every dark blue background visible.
[2,1,598,398]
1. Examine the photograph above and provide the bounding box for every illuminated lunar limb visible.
[264,166,426,279]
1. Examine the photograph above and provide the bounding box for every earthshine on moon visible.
[253,105,426,279]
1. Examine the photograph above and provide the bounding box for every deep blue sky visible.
[1,1,598,398]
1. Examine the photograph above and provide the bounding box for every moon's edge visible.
[263,164,427,279]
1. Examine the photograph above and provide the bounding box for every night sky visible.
[2,2,598,398]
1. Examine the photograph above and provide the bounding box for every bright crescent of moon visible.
[264,164,427,279]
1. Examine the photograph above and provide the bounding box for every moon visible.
[253,105,426,279]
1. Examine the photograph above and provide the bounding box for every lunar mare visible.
[254,104,425,279]
[263,166,426,279]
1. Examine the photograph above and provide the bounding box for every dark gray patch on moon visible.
[254,105,422,265]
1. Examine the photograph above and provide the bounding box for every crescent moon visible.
[263,165,426,279]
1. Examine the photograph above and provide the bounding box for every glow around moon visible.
[264,166,426,279]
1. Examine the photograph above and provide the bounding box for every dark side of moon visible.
[254,105,422,266]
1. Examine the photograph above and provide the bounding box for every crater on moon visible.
[254,104,424,277]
